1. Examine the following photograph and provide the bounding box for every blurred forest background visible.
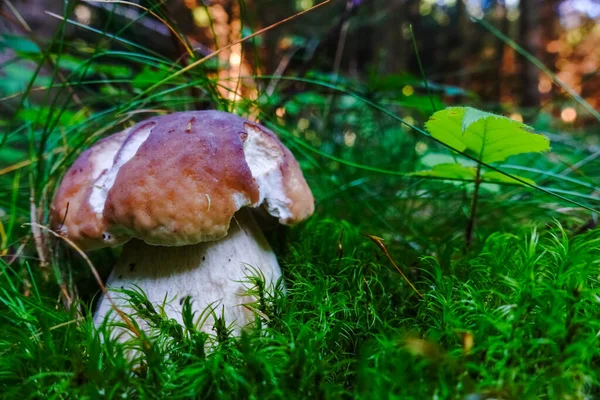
[1,0,599,254]
[1,0,599,123]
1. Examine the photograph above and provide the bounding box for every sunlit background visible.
[1,0,599,127]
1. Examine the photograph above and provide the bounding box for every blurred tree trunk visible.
[456,0,476,101]
[519,0,540,108]
[492,0,508,102]
[373,0,407,75]
[539,0,561,98]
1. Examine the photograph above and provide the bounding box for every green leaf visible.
[53,54,96,77]
[51,55,131,78]
[410,163,477,180]
[294,92,328,106]
[425,107,550,163]
[368,72,418,91]
[0,35,40,54]
[0,64,52,95]
[0,148,27,166]
[422,81,472,97]
[384,95,444,112]
[482,171,536,186]
[16,106,87,127]
[132,67,171,90]
[95,64,131,78]
[419,153,476,168]
[411,163,536,186]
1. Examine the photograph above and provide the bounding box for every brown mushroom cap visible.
[51,129,130,250]
[51,111,314,250]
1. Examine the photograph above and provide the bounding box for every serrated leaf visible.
[410,163,477,180]
[482,171,536,186]
[425,107,550,163]
[411,163,536,187]
[420,153,476,168]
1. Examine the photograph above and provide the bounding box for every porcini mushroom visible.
[51,111,314,336]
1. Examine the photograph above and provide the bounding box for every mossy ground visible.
[2,218,600,399]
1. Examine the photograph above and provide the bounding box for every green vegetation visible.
[3,223,600,398]
[1,1,600,399]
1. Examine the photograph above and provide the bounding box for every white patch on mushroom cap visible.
[87,130,130,184]
[242,124,293,222]
[231,192,251,210]
[89,123,155,215]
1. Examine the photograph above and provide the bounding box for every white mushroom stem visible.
[94,208,282,337]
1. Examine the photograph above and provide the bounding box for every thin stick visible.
[25,223,142,339]
[7,238,28,265]
[465,163,482,249]
[29,188,48,276]
[365,234,423,298]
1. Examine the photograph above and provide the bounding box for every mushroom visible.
[51,111,314,336]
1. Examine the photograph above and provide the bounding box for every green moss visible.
[1,223,600,399]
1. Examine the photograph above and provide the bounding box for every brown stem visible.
[465,163,482,249]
